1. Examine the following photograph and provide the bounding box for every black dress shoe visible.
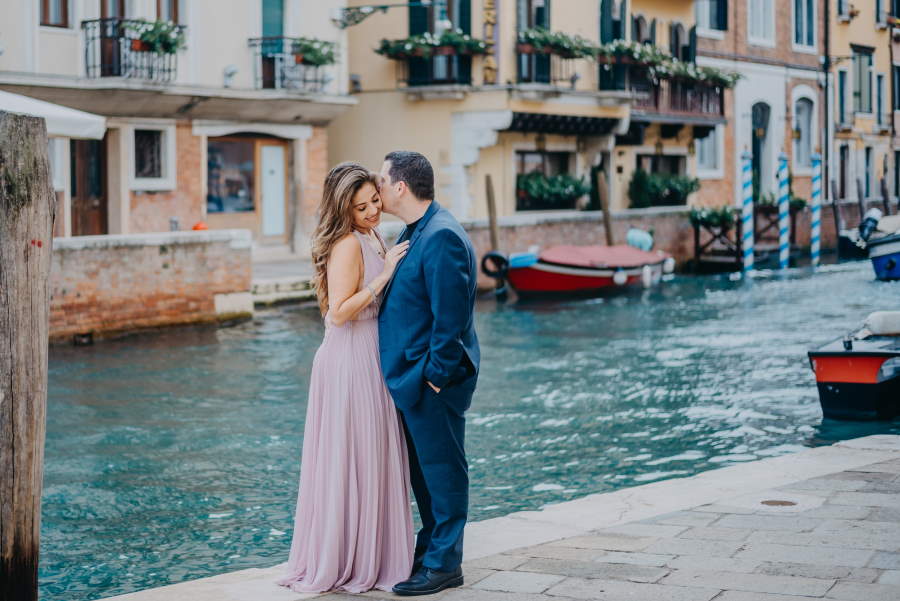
[392,567,463,596]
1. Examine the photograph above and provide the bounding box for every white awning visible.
[0,90,106,139]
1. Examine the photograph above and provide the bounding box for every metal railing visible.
[248,37,333,93]
[396,54,472,87]
[604,65,724,118]
[516,52,577,86]
[81,18,183,82]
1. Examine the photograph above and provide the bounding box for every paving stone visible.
[660,569,834,596]
[861,459,900,474]
[516,557,668,583]
[463,554,529,571]
[601,523,687,539]
[472,570,565,594]
[735,542,874,567]
[694,504,757,515]
[546,576,720,601]
[441,589,552,601]
[643,538,745,558]
[864,507,900,522]
[830,492,900,508]
[878,570,900,585]
[787,477,870,492]
[678,526,752,541]
[515,544,602,562]
[644,511,719,527]
[666,556,760,574]
[745,529,897,551]
[715,592,828,601]
[826,581,900,601]
[825,470,896,482]
[713,514,822,532]
[801,504,872,520]
[814,518,900,539]
[756,561,879,582]
[860,480,900,494]
[869,551,900,570]
[554,534,656,552]
[592,551,674,567]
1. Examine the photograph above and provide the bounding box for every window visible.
[696,0,727,31]
[877,73,886,125]
[516,150,580,211]
[794,98,813,169]
[101,0,126,18]
[894,0,900,19]
[794,0,814,47]
[748,0,774,44]
[47,138,66,192]
[865,147,873,198]
[894,66,900,111]
[838,70,848,124]
[894,150,900,197]
[158,0,179,23]
[41,0,68,27]
[134,130,163,179]
[852,49,874,114]
[207,139,256,213]
[876,0,886,25]
[837,0,849,18]
[130,124,176,191]
[696,127,720,174]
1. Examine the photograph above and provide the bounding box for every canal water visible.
[41,261,900,600]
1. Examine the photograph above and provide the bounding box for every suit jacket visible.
[378,200,480,414]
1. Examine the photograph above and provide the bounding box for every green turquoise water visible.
[41,261,900,600]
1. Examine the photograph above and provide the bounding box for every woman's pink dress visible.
[276,229,413,593]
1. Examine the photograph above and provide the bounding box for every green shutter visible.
[600,0,613,43]
[716,0,728,30]
[687,25,697,62]
[650,19,657,44]
[409,3,428,34]
[459,0,471,34]
[408,3,429,85]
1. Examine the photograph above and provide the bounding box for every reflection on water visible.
[41,262,900,600]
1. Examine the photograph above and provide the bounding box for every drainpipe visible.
[823,0,832,201]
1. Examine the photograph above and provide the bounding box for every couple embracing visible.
[275,151,480,596]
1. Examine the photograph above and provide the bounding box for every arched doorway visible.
[751,101,771,202]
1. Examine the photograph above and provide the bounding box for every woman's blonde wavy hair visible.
[310,162,378,315]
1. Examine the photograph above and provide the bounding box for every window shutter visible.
[716,0,728,30]
[650,19,657,44]
[669,23,677,56]
[409,3,428,34]
[600,0,613,43]
[408,4,429,85]
[618,0,627,38]
[687,25,697,62]
[459,0,471,34]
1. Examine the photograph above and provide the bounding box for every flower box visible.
[130,39,151,52]
[434,45,456,56]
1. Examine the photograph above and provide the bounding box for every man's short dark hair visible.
[384,150,434,201]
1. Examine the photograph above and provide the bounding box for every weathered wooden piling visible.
[595,169,614,246]
[0,111,56,601]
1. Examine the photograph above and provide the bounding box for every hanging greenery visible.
[376,29,487,60]
[125,20,186,55]
[592,40,740,89]
[291,37,337,66]
[516,27,596,59]
[689,206,736,229]
[516,171,590,210]
[629,170,700,208]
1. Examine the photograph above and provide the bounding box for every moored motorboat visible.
[808,311,900,420]
[482,244,675,297]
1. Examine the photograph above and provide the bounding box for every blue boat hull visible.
[868,233,900,281]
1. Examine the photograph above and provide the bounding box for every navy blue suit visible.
[378,200,479,572]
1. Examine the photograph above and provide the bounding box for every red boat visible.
[808,311,900,421]
[482,244,675,296]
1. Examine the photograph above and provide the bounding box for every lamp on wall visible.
[331,1,434,29]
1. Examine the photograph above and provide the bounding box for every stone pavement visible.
[102,435,900,601]
[328,452,900,600]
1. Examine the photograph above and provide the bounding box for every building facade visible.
[0,0,353,258]
[329,0,729,221]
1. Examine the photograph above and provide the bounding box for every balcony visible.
[248,37,333,94]
[516,52,577,87]
[602,64,724,123]
[82,18,184,83]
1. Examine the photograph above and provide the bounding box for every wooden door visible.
[70,139,107,236]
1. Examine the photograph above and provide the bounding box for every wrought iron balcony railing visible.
[81,18,183,83]
[395,54,472,87]
[248,37,333,93]
[601,64,724,119]
[516,52,577,86]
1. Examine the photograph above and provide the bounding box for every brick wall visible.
[49,230,253,342]
[129,122,205,233]
[301,126,329,236]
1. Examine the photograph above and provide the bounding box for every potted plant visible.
[291,37,337,66]
[125,20,186,54]
[689,206,736,230]
[375,29,486,60]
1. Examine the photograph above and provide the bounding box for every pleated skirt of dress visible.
[275,316,414,594]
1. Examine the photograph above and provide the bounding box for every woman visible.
[276,162,413,593]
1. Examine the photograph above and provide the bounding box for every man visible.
[377,151,480,596]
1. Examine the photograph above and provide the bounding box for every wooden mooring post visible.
[595,168,614,246]
[0,111,56,601]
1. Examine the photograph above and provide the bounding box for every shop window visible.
[793,0,814,48]
[41,0,69,27]
[207,139,256,213]
[516,150,584,211]
[793,98,813,169]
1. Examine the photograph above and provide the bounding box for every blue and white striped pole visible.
[741,150,755,273]
[810,152,822,270]
[777,152,790,270]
